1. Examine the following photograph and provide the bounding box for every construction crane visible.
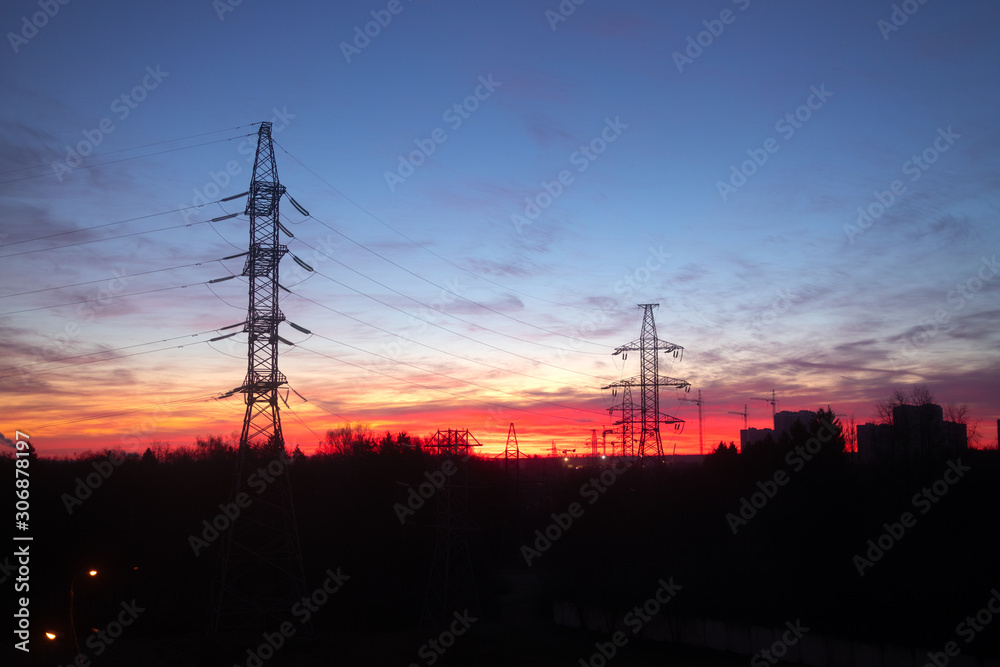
[752,389,778,420]
[602,428,615,456]
[677,389,704,455]
[728,404,749,429]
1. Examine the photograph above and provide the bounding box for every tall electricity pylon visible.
[421,429,481,631]
[603,304,690,464]
[504,423,520,483]
[211,122,308,639]
[678,388,704,455]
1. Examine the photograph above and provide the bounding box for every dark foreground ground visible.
[5,440,999,665]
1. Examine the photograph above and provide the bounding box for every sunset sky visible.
[2,0,999,457]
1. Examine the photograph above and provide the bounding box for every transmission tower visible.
[503,423,520,483]
[678,389,704,455]
[421,429,481,630]
[211,122,309,639]
[605,381,636,457]
[603,304,690,464]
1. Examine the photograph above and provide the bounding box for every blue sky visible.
[2,0,999,455]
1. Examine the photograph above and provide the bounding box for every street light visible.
[69,569,97,658]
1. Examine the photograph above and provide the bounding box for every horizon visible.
[3,0,999,459]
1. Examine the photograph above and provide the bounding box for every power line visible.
[289,289,603,385]
[286,231,609,362]
[301,213,610,350]
[0,125,252,177]
[294,268,607,381]
[0,219,216,259]
[0,259,223,299]
[309,331,606,417]
[0,281,209,316]
[273,140,611,314]
[295,343,595,424]
[0,330,222,380]
[29,393,219,430]
[0,134,253,185]
[3,197,246,250]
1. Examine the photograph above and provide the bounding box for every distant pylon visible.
[211,122,309,639]
[678,389,704,455]
[504,423,520,483]
[421,429,481,630]
[603,304,690,465]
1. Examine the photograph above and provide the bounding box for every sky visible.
[2,0,999,457]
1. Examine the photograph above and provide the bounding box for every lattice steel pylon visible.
[421,429,481,630]
[211,122,309,639]
[603,304,691,464]
[503,423,520,483]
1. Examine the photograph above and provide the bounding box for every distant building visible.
[856,403,967,463]
[857,423,892,463]
[740,427,773,453]
[739,410,817,453]
[774,410,818,439]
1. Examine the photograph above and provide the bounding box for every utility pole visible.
[603,304,690,467]
[211,122,308,640]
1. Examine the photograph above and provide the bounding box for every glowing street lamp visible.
[45,632,57,640]
[70,569,98,658]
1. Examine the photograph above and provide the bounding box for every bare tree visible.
[318,422,374,455]
[844,413,857,455]
[876,385,935,424]
[945,402,981,448]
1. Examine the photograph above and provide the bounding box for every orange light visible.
[88,570,97,576]
[45,632,57,640]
